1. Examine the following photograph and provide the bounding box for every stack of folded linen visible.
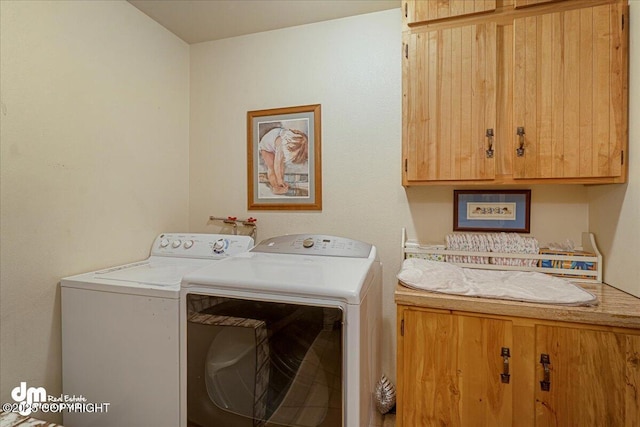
[445,233,539,267]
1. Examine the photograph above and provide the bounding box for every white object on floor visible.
[397,258,597,306]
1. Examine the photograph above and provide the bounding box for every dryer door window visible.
[186,294,343,427]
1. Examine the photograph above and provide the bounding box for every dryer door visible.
[186,294,344,427]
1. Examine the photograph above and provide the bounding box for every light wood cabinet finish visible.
[514,0,565,9]
[398,309,512,426]
[534,325,640,427]
[402,0,629,185]
[397,304,640,427]
[403,22,496,181]
[404,0,496,25]
[513,3,627,180]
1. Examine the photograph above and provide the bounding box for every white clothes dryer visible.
[180,234,382,427]
[61,233,254,427]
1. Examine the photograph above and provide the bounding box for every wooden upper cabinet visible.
[513,3,628,180]
[403,22,497,183]
[404,0,496,25]
[402,0,628,185]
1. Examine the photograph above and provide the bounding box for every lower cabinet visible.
[396,306,640,427]
[534,325,640,426]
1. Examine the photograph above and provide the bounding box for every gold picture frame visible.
[247,104,322,210]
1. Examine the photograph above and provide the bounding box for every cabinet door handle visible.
[516,127,525,157]
[540,353,551,391]
[486,128,494,158]
[500,347,510,384]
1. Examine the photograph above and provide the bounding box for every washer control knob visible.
[183,240,194,249]
[160,238,170,248]
[172,240,182,248]
[303,238,315,248]
[213,239,226,253]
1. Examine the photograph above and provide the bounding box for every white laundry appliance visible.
[180,234,382,427]
[61,233,254,427]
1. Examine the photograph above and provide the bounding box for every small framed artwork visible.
[247,104,322,210]
[454,190,531,233]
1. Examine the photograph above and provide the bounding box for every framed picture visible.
[454,190,531,233]
[247,104,322,210]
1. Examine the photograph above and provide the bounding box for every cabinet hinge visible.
[404,2,408,18]
[404,158,408,172]
[622,14,625,31]
[400,319,404,336]
[621,150,624,165]
[404,43,408,59]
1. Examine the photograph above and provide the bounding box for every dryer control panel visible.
[151,233,254,259]
[252,234,373,258]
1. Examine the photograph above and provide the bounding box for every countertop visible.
[395,282,640,330]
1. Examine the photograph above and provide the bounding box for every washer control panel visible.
[252,234,372,258]
[151,233,254,259]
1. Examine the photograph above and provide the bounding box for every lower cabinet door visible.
[534,325,640,427]
[399,309,513,426]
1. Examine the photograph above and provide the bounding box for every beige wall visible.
[2,2,632,420]
[0,0,189,420]
[588,1,640,298]
[189,9,591,382]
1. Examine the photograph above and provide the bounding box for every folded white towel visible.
[397,258,596,306]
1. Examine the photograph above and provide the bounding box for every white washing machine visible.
[61,233,254,427]
[180,234,382,427]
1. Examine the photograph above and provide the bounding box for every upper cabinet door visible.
[404,0,496,25]
[513,3,627,180]
[403,22,497,182]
